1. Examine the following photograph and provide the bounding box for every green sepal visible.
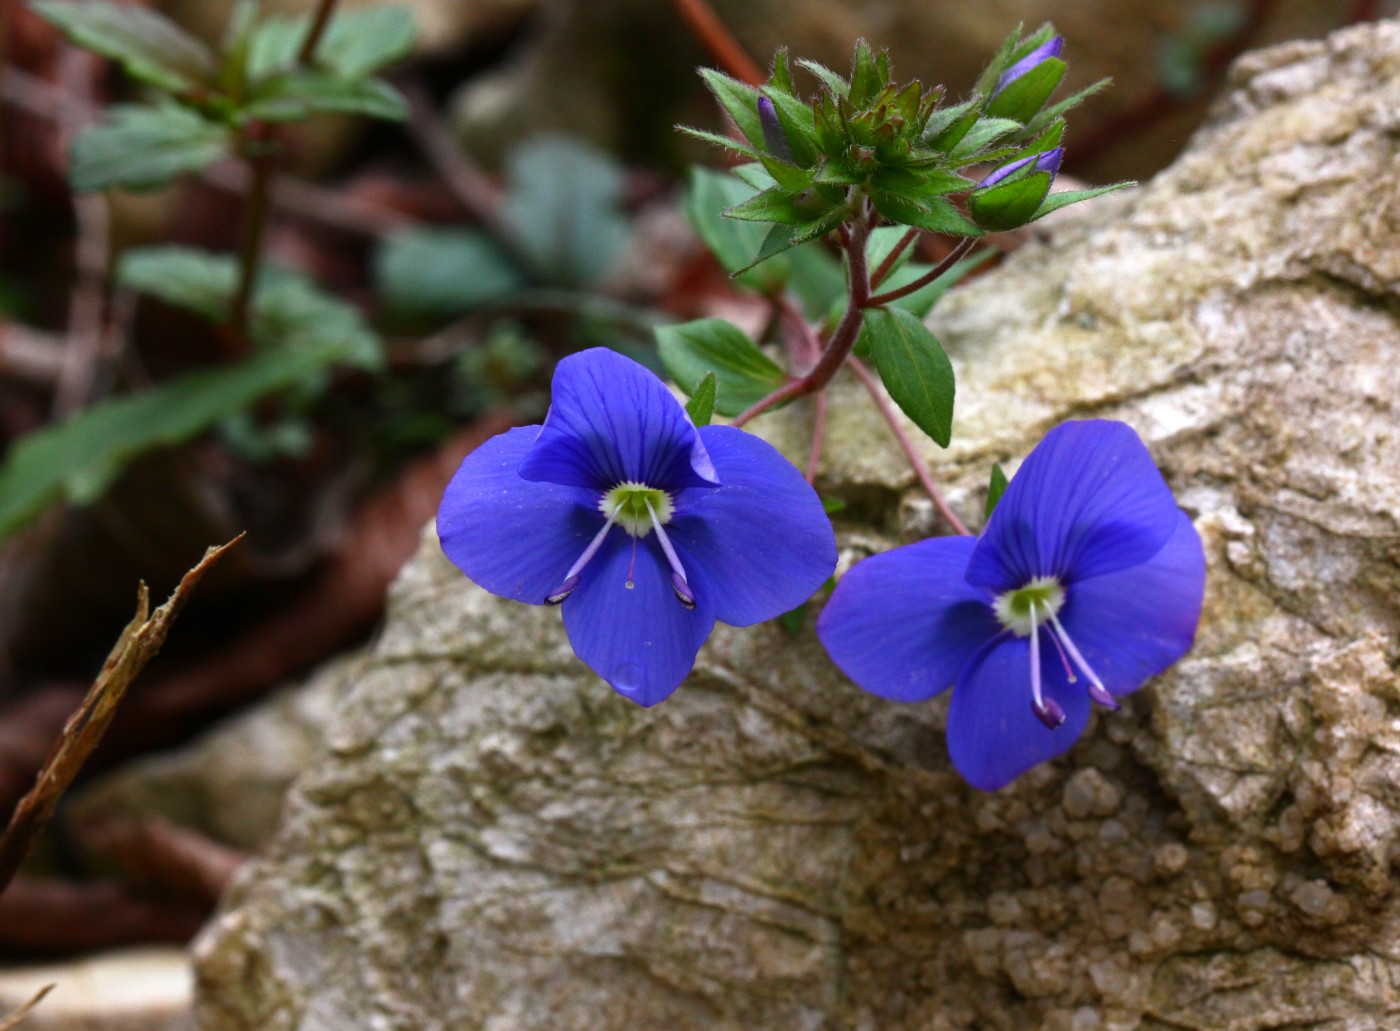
[759,156,813,193]
[969,171,1052,231]
[699,68,764,147]
[922,99,977,146]
[1025,78,1111,134]
[797,58,849,99]
[849,38,883,107]
[685,372,717,426]
[948,117,1022,161]
[985,463,1009,520]
[973,22,1026,99]
[770,48,796,96]
[871,192,983,237]
[676,124,763,160]
[1030,181,1135,221]
[871,165,974,200]
[1014,119,1065,158]
[985,57,1066,123]
[723,186,811,225]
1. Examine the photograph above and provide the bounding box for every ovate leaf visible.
[32,0,215,93]
[246,4,417,81]
[245,71,408,121]
[117,246,238,321]
[375,228,524,319]
[70,105,230,193]
[685,372,717,427]
[862,305,955,447]
[656,318,787,418]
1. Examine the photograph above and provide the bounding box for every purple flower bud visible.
[1032,696,1067,730]
[992,36,1064,98]
[670,572,696,610]
[978,147,1064,189]
[757,95,796,164]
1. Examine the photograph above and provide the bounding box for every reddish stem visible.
[666,0,765,86]
[865,237,976,307]
[847,356,971,536]
[869,227,919,290]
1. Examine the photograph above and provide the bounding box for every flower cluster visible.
[816,420,1206,789]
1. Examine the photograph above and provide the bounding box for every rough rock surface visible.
[195,23,1400,1031]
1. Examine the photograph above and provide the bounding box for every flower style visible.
[815,420,1205,790]
[437,347,837,707]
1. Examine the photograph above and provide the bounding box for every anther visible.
[544,575,580,606]
[1044,608,1117,710]
[1033,697,1067,729]
[1085,681,1119,710]
[671,572,696,610]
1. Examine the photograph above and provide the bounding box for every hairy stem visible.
[847,355,971,536]
[732,215,872,427]
[228,0,341,343]
[869,227,919,290]
[865,236,976,306]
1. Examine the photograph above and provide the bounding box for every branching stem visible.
[866,237,976,306]
[869,227,918,289]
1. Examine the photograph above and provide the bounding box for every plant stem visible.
[666,0,764,86]
[869,227,918,289]
[732,215,872,427]
[228,0,341,344]
[865,236,976,306]
[847,355,970,536]
[805,388,827,485]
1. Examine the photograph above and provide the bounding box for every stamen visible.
[1029,602,1066,729]
[1044,608,1119,711]
[544,507,619,605]
[646,498,696,609]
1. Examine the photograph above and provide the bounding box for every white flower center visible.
[993,576,1065,637]
[600,481,673,537]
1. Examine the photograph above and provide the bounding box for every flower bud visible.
[757,96,797,164]
[970,147,1063,231]
[986,35,1066,122]
[992,36,1064,98]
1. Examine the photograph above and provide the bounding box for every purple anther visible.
[545,575,580,606]
[1086,681,1120,710]
[1033,696,1067,730]
[670,573,696,610]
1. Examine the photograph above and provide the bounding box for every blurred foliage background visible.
[0,0,1393,960]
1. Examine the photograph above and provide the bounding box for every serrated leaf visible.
[797,59,849,98]
[70,104,230,193]
[656,318,787,418]
[246,4,417,82]
[375,228,524,319]
[245,72,407,121]
[871,193,983,237]
[862,306,955,447]
[676,124,762,160]
[948,117,1022,161]
[685,372,717,426]
[970,171,1051,231]
[699,68,764,147]
[985,57,1066,123]
[0,330,371,542]
[501,134,629,287]
[1031,181,1135,220]
[985,463,1008,520]
[32,0,215,93]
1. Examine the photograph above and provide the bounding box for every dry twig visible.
[0,536,243,897]
[0,985,53,1031]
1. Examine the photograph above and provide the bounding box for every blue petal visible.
[562,531,716,707]
[966,420,1181,592]
[437,427,602,604]
[517,348,720,491]
[666,425,837,627]
[946,633,1090,791]
[1056,510,1205,697]
[816,536,1002,702]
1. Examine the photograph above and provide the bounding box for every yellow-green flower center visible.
[993,576,1065,637]
[601,482,673,537]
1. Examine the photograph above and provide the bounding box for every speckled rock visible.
[194,22,1400,1031]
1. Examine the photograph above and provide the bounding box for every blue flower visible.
[437,347,837,707]
[815,420,1205,790]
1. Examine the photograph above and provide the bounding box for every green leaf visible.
[685,167,785,289]
[656,318,787,418]
[32,0,215,93]
[759,155,813,193]
[863,305,955,447]
[685,372,717,426]
[796,59,848,99]
[117,246,239,321]
[926,104,980,151]
[246,4,417,81]
[375,228,524,320]
[871,193,983,237]
[70,104,230,193]
[676,124,762,160]
[970,171,1051,231]
[866,225,917,280]
[985,57,1066,123]
[769,48,795,96]
[699,68,764,147]
[723,185,808,225]
[501,134,629,287]
[245,72,408,121]
[985,463,1008,520]
[821,496,846,515]
[849,39,882,108]
[948,117,1022,161]
[0,336,369,542]
[1026,78,1111,134]
[1032,181,1135,220]
[784,238,845,318]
